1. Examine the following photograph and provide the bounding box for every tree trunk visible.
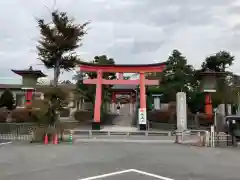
[53,61,60,87]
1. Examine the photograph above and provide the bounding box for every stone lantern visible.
[198,69,226,123]
[12,66,46,106]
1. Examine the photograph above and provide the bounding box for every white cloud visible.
[1,0,240,82]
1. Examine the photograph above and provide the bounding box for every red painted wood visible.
[80,64,165,73]
[93,71,102,123]
[83,79,159,85]
[25,89,34,105]
[205,93,213,121]
[140,72,146,109]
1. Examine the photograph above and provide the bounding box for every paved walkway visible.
[106,103,134,129]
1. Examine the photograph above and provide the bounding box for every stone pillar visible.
[218,104,225,116]
[227,104,232,115]
[176,92,187,131]
[152,94,161,110]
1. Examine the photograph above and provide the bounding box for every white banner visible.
[138,108,147,124]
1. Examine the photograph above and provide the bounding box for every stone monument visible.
[176,92,187,131]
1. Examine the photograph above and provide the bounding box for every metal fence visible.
[72,129,173,137]
[176,128,239,148]
[0,123,36,135]
[0,123,36,141]
[0,134,32,141]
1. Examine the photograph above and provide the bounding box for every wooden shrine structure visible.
[109,85,137,115]
[12,66,46,106]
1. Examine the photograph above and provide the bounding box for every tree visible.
[201,51,234,72]
[75,55,117,107]
[0,89,15,110]
[37,10,89,87]
[160,49,197,102]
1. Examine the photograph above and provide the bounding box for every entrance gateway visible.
[79,62,166,130]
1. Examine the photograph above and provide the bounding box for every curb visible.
[75,139,175,144]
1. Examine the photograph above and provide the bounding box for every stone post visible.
[152,94,161,110]
[176,92,187,131]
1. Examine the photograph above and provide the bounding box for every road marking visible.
[132,169,174,180]
[78,169,174,180]
[0,141,12,146]
[78,169,134,180]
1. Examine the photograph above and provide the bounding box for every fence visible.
[73,129,173,137]
[0,123,36,142]
[208,126,237,147]
[175,127,238,148]
[0,134,32,141]
[0,123,36,134]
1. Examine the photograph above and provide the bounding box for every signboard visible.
[138,108,147,124]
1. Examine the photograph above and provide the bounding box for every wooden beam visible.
[83,79,159,85]
[80,64,165,73]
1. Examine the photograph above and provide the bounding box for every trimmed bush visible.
[74,110,93,122]
[11,108,39,123]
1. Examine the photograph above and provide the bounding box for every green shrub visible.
[11,108,39,123]
[74,110,93,122]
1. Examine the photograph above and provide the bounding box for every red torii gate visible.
[80,62,166,130]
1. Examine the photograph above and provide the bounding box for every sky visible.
[1,0,240,84]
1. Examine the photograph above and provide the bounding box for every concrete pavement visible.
[0,142,240,180]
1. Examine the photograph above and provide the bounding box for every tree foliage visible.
[160,49,197,101]
[37,10,89,86]
[0,89,15,110]
[201,51,234,72]
[75,55,116,105]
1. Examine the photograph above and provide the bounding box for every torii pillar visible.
[92,70,102,130]
[139,72,147,130]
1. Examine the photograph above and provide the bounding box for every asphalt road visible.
[0,142,240,180]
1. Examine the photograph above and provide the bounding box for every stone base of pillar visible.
[92,121,101,130]
[139,124,146,130]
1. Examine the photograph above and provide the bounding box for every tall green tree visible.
[74,55,117,107]
[37,10,89,86]
[201,51,234,72]
[160,49,197,101]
